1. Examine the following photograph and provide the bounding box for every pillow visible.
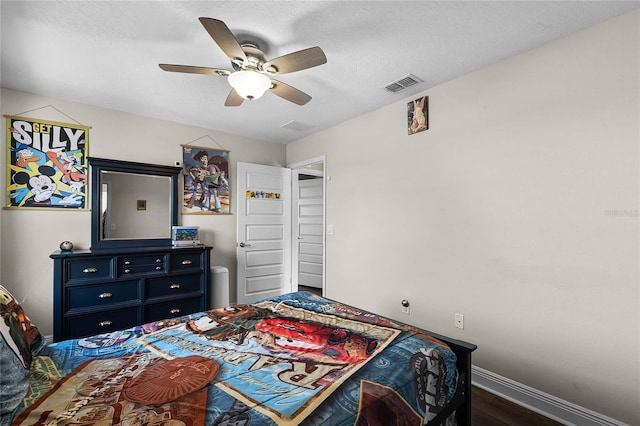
[0,285,46,415]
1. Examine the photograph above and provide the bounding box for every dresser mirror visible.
[89,157,181,249]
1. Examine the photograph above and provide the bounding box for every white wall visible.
[1,9,638,425]
[0,88,286,337]
[287,10,639,425]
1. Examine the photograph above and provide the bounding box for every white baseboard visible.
[471,366,628,426]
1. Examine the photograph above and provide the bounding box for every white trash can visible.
[210,266,229,309]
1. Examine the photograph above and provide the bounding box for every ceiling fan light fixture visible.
[161,18,326,106]
[228,70,271,100]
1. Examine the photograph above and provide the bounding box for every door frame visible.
[288,155,326,295]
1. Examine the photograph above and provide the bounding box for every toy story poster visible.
[181,144,230,214]
[5,116,88,210]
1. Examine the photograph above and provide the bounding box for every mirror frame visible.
[89,157,181,250]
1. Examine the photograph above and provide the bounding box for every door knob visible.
[239,242,251,247]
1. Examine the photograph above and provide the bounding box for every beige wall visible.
[106,172,172,240]
[0,88,286,338]
[288,10,639,425]
[1,9,638,425]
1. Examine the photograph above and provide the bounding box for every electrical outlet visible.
[455,313,464,329]
[401,300,410,315]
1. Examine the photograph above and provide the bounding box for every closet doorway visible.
[290,156,326,297]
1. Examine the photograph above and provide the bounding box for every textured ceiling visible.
[2,1,639,144]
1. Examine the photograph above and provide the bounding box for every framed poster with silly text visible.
[5,115,89,210]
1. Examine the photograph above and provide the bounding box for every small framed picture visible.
[172,226,200,246]
[408,95,429,135]
[137,200,146,210]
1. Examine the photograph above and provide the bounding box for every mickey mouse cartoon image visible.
[12,165,82,206]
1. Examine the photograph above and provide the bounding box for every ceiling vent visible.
[281,120,314,132]
[383,74,423,93]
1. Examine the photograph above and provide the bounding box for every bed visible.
[1,289,476,426]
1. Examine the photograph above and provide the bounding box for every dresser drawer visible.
[146,274,202,299]
[67,280,140,310]
[67,307,140,339]
[119,254,166,276]
[146,297,203,322]
[66,258,113,282]
[120,263,165,276]
[119,254,166,268]
[170,252,203,271]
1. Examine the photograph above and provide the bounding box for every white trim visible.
[472,366,629,426]
[287,155,326,171]
[44,334,54,344]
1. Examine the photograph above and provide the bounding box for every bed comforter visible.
[4,292,458,425]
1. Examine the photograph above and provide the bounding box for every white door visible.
[236,162,292,304]
[293,171,324,291]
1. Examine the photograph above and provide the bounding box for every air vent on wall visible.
[383,73,423,93]
[281,120,314,132]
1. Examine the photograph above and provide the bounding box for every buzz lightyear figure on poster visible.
[188,150,228,212]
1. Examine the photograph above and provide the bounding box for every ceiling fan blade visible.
[263,47,327,75]
[199,17,247,63]
[269,79,312,105]
[225,89,244,107]
[159,64,230,76]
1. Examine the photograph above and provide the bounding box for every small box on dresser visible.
[51,245,212,341]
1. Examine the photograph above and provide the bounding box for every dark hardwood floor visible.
[298,285,322,296]
[472,386,564,426]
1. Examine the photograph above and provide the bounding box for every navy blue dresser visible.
[51,245,212,342]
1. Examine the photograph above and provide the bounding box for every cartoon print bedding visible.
[2,292,458,425]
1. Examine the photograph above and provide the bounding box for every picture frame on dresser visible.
[172,226,200,246]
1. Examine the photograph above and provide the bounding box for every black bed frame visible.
[324,295,477,425]
[425,331,477,426]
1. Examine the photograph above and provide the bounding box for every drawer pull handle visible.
[124,269,131,274]
[99,321,112,327]
[83,267,98,273]
[181,260,193,265]
[156,258,162,263]
[170,308,180,314]
[170,284,181,289]
[156,266,162,270]
[124,261,131,265]
[98,292,112,299]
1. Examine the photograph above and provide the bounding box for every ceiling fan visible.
[159,17,327,107]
